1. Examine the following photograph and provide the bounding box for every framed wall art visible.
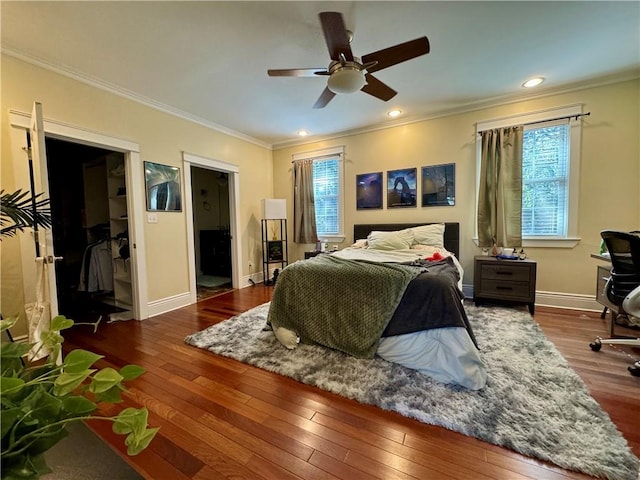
[356,172,383,209]
[387,168,417,208]
[144,161,182,212]
[421,163,455,207]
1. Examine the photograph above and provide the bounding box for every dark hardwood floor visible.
[63,286,640,480]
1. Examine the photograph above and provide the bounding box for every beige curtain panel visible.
[293,159,318,243]
[477,126,524,248]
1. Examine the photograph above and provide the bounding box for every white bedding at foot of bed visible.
[377,327,487,390]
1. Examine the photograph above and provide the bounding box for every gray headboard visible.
[353,223,460,260]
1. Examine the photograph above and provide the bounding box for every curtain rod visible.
[291,152,343,163]
[477,111,591,134]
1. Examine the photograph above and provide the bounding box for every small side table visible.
[304,250,321,259]
[473,256,537,314]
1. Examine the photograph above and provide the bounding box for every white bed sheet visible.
[332,247,487,390]
[332,247,465,292]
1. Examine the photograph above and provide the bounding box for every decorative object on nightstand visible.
[474,255,537,314]
[261,199,288,286]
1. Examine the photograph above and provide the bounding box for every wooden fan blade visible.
[361,74,397,101]
[319,11,353,62]
[313,87,336,109]
[361,37,430,74]
[268,68,329,77]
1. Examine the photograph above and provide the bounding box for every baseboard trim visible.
[462,284,602,312]
[147,292,192,318]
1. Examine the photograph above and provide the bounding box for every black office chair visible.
[589,230,640,376]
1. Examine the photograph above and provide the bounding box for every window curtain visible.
[477,126,524,248]
[293,159,318,243]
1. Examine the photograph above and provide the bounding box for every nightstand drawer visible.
[477,280,532,300]
[479,263,531,282]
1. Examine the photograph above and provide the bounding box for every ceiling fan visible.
[267,11,430,109]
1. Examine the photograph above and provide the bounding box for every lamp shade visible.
[262,198,287,219]
[327,68,366,94]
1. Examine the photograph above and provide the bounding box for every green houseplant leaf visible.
[0,313,158,478]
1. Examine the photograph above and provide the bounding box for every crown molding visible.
[2,48,273,150]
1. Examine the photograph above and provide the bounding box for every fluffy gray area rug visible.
[185,302,639,480]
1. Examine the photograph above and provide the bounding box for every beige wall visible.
[1,55,273,335]
[273,79,640,298]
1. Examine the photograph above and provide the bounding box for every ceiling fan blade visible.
[267,68,329,77]
[361,74,397,101]
[319,11,353,62]
[313,87,336,109]
[361,37,430,74]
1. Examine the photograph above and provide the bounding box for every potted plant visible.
[1,314,158,479]
[0,189,52,239]
[1,189,157,478]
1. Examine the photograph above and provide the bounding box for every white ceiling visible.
[2,1,639,148]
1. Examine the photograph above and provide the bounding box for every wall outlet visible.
[147,213,158,223]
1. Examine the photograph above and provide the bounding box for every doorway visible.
[45,138,134,323]
[191,166,232,300]
[182,151,242,304]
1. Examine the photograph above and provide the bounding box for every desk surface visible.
[590,253,611,262]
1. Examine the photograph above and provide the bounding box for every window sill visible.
[319,235,346,243]
[472,237,580,248]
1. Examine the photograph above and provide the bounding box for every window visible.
[476,105,582,247]
[313,156,341,236]
[522,122,569,237]
[293,146,344,239]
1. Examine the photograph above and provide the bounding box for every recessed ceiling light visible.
[387,109,402,118]
[522,77,544,88]
[297,129,309,137]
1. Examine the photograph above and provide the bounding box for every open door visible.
[29,101,60,319]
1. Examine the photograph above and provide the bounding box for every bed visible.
[267,223,487,390]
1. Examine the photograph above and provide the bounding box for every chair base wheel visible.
[589,339,602,351]
[629,361,640,377]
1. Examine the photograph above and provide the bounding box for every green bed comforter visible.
[267,254,422,358]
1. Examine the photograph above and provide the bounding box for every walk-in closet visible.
[45,138,133,323]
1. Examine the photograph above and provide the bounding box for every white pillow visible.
[367,229,414,250]
[274,327,300,350]
[351,239,368,249]
[411,223,445,248]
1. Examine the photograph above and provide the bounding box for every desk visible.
[591,253,616,318]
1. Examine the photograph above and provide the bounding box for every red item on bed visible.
[425,252,444,261]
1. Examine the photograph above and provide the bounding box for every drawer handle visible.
[496,271,513,275]
[496,286,513,291]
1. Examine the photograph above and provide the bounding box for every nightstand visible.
[304,250,321,259]
[473,256,537,314]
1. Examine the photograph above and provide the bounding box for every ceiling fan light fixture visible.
[327,67,366,94]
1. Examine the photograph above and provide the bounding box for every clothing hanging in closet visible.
[78,239,113,293]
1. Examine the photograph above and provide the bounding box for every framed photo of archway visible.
[387,168,417,208]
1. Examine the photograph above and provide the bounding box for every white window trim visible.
[293,145,345,242]
[473,105,583,248]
